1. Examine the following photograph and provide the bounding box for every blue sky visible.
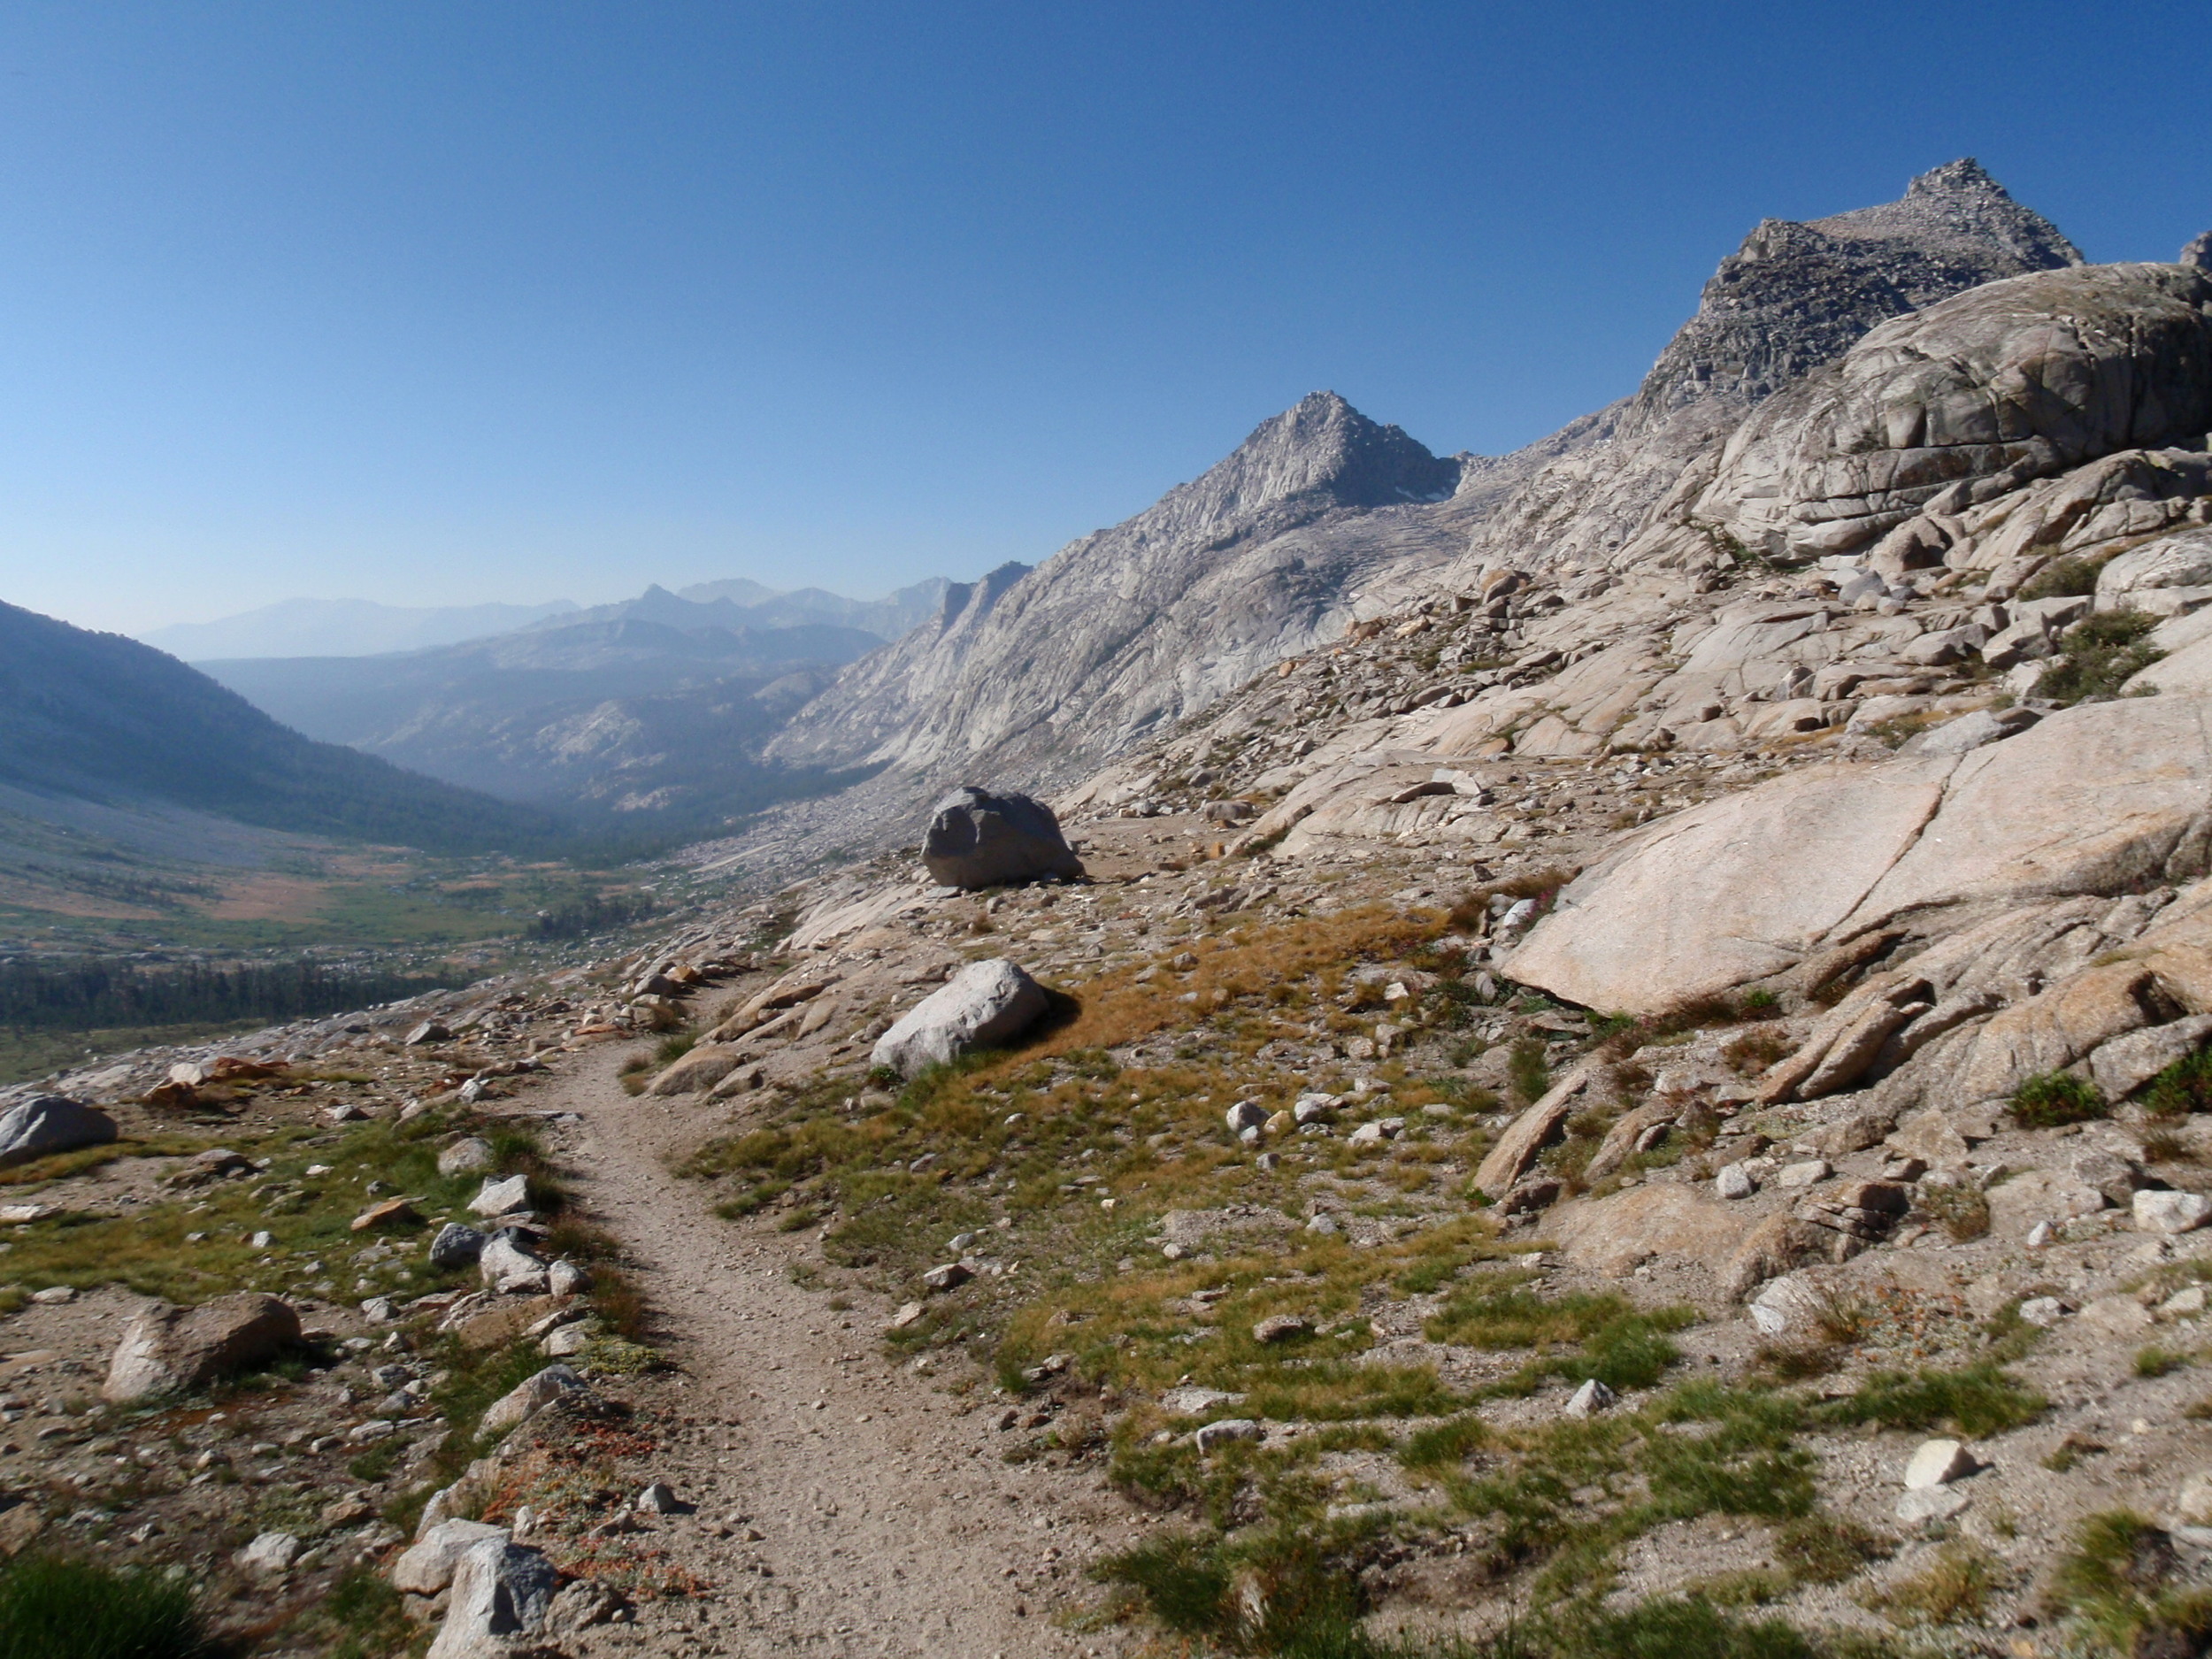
[0,1,2201,634]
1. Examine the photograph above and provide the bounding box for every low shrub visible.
[2033,610,2163,704]
[2018,554,2108,601]
[2010,1070,2105,1128]
[1914,1180,1990,1241]
[2146,1048,2212,1118]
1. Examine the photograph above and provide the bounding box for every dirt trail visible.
[514,1048,1142,1657]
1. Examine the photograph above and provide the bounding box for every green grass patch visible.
[0,1554,217,1659]
[1816,1362,2045,1438]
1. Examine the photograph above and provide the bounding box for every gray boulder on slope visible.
[872,957,1050,1078]
[0,1095,116,1169]
[922,787,1082,888]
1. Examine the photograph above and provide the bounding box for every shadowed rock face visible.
[1627,159,2084,435]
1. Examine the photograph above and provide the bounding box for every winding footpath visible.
[507,1049,1141,1657]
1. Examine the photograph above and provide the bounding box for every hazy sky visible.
[0,2,2201,635]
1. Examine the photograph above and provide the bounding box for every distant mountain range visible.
[140,596,582,660]
[199,611,882,824]
[0,601,557,856]
[140,576,952,662]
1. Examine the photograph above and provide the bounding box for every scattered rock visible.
[391,1519,508,1594]
[1194,1419,1265,1454]
[1715,1164,1757,1200]
[921,787,1083,889]
[1225,1101,1270,1134]
[0,1095,117,1170]
[351,1197,421,1233]
[636,1482,690,1516]
[887,1302,926,1331]
[2019,1296,2069,1327]
[1473,1067,1589,1194]
[234,1531,302,1574]
[2136,1190,2212,1234]
[541,1322,596,1358]
[871,957,1051,1078]
[1904,1439,1976,1490]
[429,1224,487,1271]
[437,1138,495,1178]
[478,1233,549,1295]
[1776,1159,1832,1189]
[544,1578,623,1634]
[479,1364,585,1435]
[1252,1315,1310,1344]
[547,1260,589,1298]
[405,1021,452,1047]
[921,1263,972,1294]
[102,1294,303,1402]
[1564,1379,1617,1417]
[468,1175,530,1218]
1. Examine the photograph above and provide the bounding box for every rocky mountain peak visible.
[1623,159,2081,435]
[1144,391,1460,539]
[2184,228,2212,271]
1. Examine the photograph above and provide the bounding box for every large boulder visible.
[1697,262,2212,558]
[922,787,1082,888]
[1509,696,2212,1015]
[871,957,1050,1078]
[0,1096,117,1170]
[102,1294,302,1402]
[426,1537,559,1659]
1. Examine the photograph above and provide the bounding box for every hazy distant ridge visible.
[141,596,581,661]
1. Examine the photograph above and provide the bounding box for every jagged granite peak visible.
[2183,229,2212,272]
[764,392,1472,793]
[1624,158,2082,434]
[1143,391,1463,530]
